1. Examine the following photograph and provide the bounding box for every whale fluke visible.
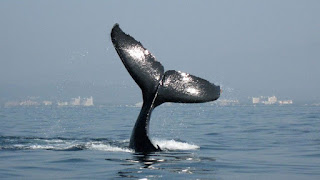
[155,70,220,106]
[111,24,220,153]
[111,24,164,102]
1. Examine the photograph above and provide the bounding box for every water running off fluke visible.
[110,24,220,153]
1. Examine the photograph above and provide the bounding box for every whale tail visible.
[111,24,220,153]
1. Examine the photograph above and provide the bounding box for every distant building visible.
[57,101,68,106]
[252,97,260,104]
[266,96,277,104]
[4,96,94,107]
[70,96,81,106]
[20,100,39,106]
[82,96,94,106]
[252,95,293,105]
[279,100,293,105]
[43,101,52,106]
[217,99,240,106]
[260,96,277,105]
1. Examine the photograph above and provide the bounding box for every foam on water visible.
[0,136,132,152]
[153,139,199,151]
[1,136,199,152]
[87,142,133,153]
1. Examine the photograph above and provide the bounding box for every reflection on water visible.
[106,151,216,179]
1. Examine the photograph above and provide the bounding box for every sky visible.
[0,0,319,104]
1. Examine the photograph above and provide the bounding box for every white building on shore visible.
[252,96,293,105]
[279,100,293,105]
[43,101,52,106]
[70,96,81,106]
[252,97,260,104]
[264,96,277,105]
[57,101,68,106]
[82,96,94,106]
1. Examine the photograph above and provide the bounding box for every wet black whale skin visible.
[111,24,220,153]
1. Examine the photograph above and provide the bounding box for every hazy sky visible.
[0,1,319,104]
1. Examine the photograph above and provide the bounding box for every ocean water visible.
[0,104,319,179]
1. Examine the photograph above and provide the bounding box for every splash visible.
[152,139,199,151]
[87,142,132,153]
[0,136,199,152]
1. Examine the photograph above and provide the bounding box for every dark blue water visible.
[0,104,319,179]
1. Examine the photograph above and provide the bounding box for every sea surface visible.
[0,104,319,179]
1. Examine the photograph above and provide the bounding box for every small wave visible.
[153,139,199,151]
[8,143,86,151]
[0,136,131,152]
